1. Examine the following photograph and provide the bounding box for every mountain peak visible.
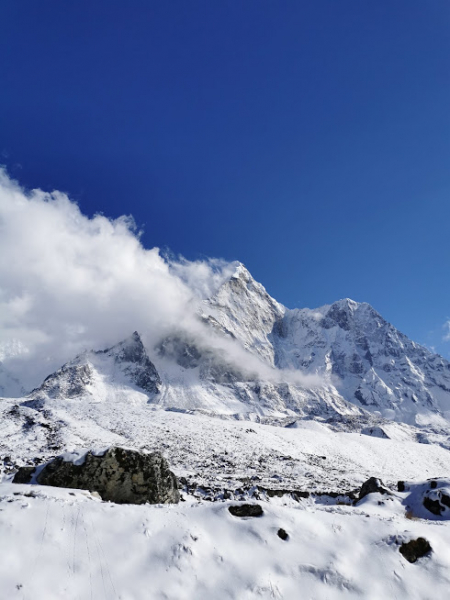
[31,332,161,400]
[103,331,146,363]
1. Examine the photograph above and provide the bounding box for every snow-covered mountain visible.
[29,331,161,403]
[152,263,450,431]
[274,298,450,423]
[2,262,450,434]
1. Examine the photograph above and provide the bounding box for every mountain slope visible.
[272,298,450,425]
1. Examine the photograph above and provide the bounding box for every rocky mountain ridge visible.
[2,263,450,438]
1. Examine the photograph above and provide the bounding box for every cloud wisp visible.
[0,169,324,393]
[443,320,450,343]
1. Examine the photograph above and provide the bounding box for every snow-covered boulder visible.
[358,477,391,501]
[361,426,390,439]
[400,478,450,520]
[14,447,179,505]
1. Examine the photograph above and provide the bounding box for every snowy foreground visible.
[1,480,450,600]
[2,411,450,600]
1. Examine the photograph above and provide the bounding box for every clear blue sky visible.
[1,1,449,356]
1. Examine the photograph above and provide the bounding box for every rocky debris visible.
[399,478,450,520]
[358,477,391,501]
[13,447,179,505]
[277,528,289,540]
[399,538,432,563]
[228,504,263,517]
[263,487,310,500]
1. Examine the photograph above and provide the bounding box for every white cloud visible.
[443,320,450,342]
[0,169,215,388]
[0,169,323,393]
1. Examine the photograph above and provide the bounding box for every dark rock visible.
[16,447,179,504]
[423,497,442,515]
[440,493,450,508]
[397,481,406,492]
[399,538,432,563]
[277,528,289,540]
[30,332,161,399]
[422,485,450,516]
[358,477,391,501]
[157,335,202,369]
[13,466,36,484]
[228,504,263,517]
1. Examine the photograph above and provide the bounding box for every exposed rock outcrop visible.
[14,447,179,505]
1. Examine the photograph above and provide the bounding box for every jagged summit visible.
[99,331,148,365]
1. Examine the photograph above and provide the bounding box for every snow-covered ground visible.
[1,477,450,600]
[1,407,450,599]
[2,400,450,493]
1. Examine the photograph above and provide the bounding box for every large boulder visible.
[14,447,179,505]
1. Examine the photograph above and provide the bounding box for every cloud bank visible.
[0,169,232,388]
[0,169,322,394]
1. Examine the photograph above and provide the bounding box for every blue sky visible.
[1,1,449,356]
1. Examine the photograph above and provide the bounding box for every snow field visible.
[1,483,450,600]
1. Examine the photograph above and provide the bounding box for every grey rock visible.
[29,332,161,400]
[37,364,93,399]
[15,447,179,504]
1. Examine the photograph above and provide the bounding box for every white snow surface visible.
[2,473,450,600]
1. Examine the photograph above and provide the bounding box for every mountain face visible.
[155,264,450,429]
[2,263,450,436]
[273,299,450,424]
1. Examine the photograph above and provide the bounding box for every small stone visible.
[277,528,289,540]
[228,504,263,517]
[400,538,432,563]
